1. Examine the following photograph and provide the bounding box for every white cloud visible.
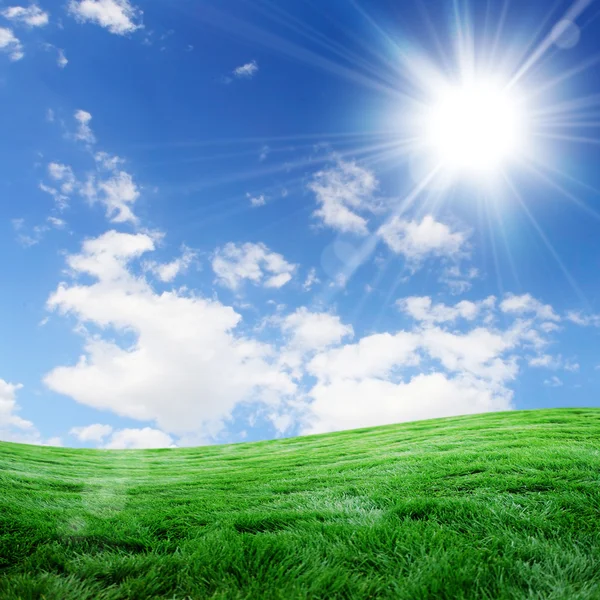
[212,242,296,290]
[309,160,378,235]
[95,151,124,170]
[48,162,76,193]
[57,48,68,68]
[43,227,572,443]
[302,267,319,291]
[11,215,65,247]
[398,295,496,324]
[44,150,140,225]
[68,0,142,35]
[44,231,296,438]
[0,27,23,61]
[378,215,468,263]
[259,145,269,162]
[103,427,175,449]
[529,354,556,368]
[0,379,57,444]
[566,310,600,327]
[300,292,559,435]
[281,308,353,352]
[47,216,66,228]
[233,60,258,78]
[247,193,266,207]
[144,245,196,282]
[69,423,113,442]
[440,264,479,295]
[74,109,95,144]
[40,183,69,211]
[528,354,579,372]
[308,331,420,383]
[81,169,140,223]
[303,373,512,435]
[544,375,563,387]
[0,379,34,438]
[500,293,560,321]
[420,326,518,384]
[2,5,49,27]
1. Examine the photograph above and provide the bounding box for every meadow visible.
[1,408,599,599]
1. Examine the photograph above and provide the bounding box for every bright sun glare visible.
[424,80,525,176]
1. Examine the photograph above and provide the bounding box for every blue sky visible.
[1,0,600,449]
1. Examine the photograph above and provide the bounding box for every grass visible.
[1,408,600,599]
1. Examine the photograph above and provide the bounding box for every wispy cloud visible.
[233,59,258,78]
[74,109,96,144]
[57,48,68,68]
[247,193,266,207]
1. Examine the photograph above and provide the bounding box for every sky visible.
[1,0,600,449]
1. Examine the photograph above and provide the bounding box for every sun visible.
[423,80,526,177]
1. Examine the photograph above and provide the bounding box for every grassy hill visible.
[1,408,600,599]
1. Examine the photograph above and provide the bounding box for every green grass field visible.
[1,408,600,599]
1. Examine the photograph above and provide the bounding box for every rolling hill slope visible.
[1,408,600,599]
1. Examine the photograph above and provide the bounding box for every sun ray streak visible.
[523,160,600,221]
[502,174,589,306]
[315,165,442,307]
[507,0,596,90]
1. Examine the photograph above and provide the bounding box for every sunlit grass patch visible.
[1,408,600,599]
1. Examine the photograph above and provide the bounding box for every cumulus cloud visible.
[398,295,496,324]
[307,331,420,384]
[44,231,296,438]
[304,373,512,435]
[281,308,353,352]
[103,427,176,449]
[144,245,197,282]
[309,160,378,235]
[212,242,296,290]
[300,292,557,435]
[2,5,49,27]
[69,423,113,442]
[233,60,258,78]
[43,228,571,443]
[500,293,560,321]
[70,423,175,448]
[68,0,142,35]
[378,215,469,264]
[0,27,23,61]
